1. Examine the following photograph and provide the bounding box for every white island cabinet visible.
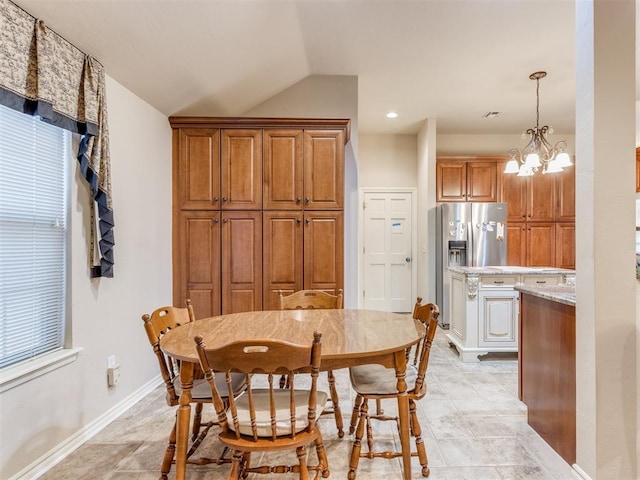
[446,266,576,362]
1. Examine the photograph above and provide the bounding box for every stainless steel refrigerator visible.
[436,202,507,327]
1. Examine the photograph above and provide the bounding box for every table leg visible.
[175,362,195,480]
[394,351,412,480]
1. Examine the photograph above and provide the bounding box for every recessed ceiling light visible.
[386,112,398,119]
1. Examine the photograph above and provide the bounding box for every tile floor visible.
[39,327,582,480]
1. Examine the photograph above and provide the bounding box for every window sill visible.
[0,347,84,393]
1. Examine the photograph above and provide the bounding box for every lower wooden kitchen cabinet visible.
[506,222,556,267]
[263,211,343,310]
[175,210,262,318]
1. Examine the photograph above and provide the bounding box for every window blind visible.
[0,105,69,369]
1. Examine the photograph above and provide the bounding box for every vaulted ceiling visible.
[13,0,639,135]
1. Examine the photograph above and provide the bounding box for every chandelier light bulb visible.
[524,152,541,168]
[544,159,564,174]
[503,159,520,174]
[555,152,572,168]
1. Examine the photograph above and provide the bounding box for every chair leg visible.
[409,399,429,477]
[375,398,384,415]
[349,393,363,435]
[228,450,243,480]
[240,452,251,479]
[314,430,330,478]
[296,445,310,480]
[192,402,203,442]
[160,416,177,479]
[348,399,368,480]
[327,370,344,437]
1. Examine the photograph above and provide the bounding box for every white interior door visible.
[362,190,415,312]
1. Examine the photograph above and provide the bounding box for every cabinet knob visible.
[213,196,219,202]
[522,215,526,218]
[296,197,301,204]
[305,197,310,204]
[213,218,219,224]
[405,257,411,263]
[222,218,228,224]
[305,218,311,224]
[222,197,228,202]
[296,218,302,224]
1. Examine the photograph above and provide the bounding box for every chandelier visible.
[503,71,572,176]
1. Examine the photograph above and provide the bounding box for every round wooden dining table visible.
[160,308,423,480]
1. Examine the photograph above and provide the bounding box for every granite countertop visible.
[448,266,575,276]
[514,284,576,306]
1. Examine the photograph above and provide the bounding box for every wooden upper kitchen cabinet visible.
[221,129,263,210]
[263,128,345,210]
[263,129,304,210]
[174,127,262,210]
[556,163,575,222]
[174,128,221,210]
[170,117,349,314]
[303,130,345,210]
[499,168,556,222]
[436,158,498,203]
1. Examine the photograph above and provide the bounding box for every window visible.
[0,104,70,370]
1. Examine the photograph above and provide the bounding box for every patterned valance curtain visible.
[0,0,114,277]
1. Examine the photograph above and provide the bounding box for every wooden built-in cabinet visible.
[262,211,344,310]
[436,158,498,202]
[171,117,349,317]
[437,156,575,268]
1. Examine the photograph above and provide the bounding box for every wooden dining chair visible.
[194,331,330,480]
[142,300,245,479]
[347,298,439,479]
[278,289,345,438]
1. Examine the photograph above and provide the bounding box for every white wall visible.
[0,75,173,479]
[436,133,576,156]
[358,134,417,188]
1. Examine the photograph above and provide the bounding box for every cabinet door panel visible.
[555,223,575,269]
[556,166,575,221]
[478,290,518,347]
[500,174,527,222]
[176,211,221,318]
[177,129,220,210]
[263,129,303,210]
[221,211,262,313]
[506,223,526,266]
[221,129,262,209]
[528,174,555,222]
[304,211,344,292]
[466,162,497,202]
[303,130,344,209]
[526,223,555,266]
[263,211,304,310]
[436,162,466,202]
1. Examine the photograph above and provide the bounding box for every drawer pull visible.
[493,280,504,284]
[536,280,547,284]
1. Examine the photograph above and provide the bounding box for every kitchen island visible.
[446,266,575,362]
[515,283,576,465]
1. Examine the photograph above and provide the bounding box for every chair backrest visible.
[279,289,343,310]
[142,300,196,406]
[410,297,440,397]
[195,332,323,442]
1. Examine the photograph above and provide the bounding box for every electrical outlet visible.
[107,364,121,386]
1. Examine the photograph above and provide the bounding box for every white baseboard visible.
[573,463,593,480]
[10,375,162,480]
